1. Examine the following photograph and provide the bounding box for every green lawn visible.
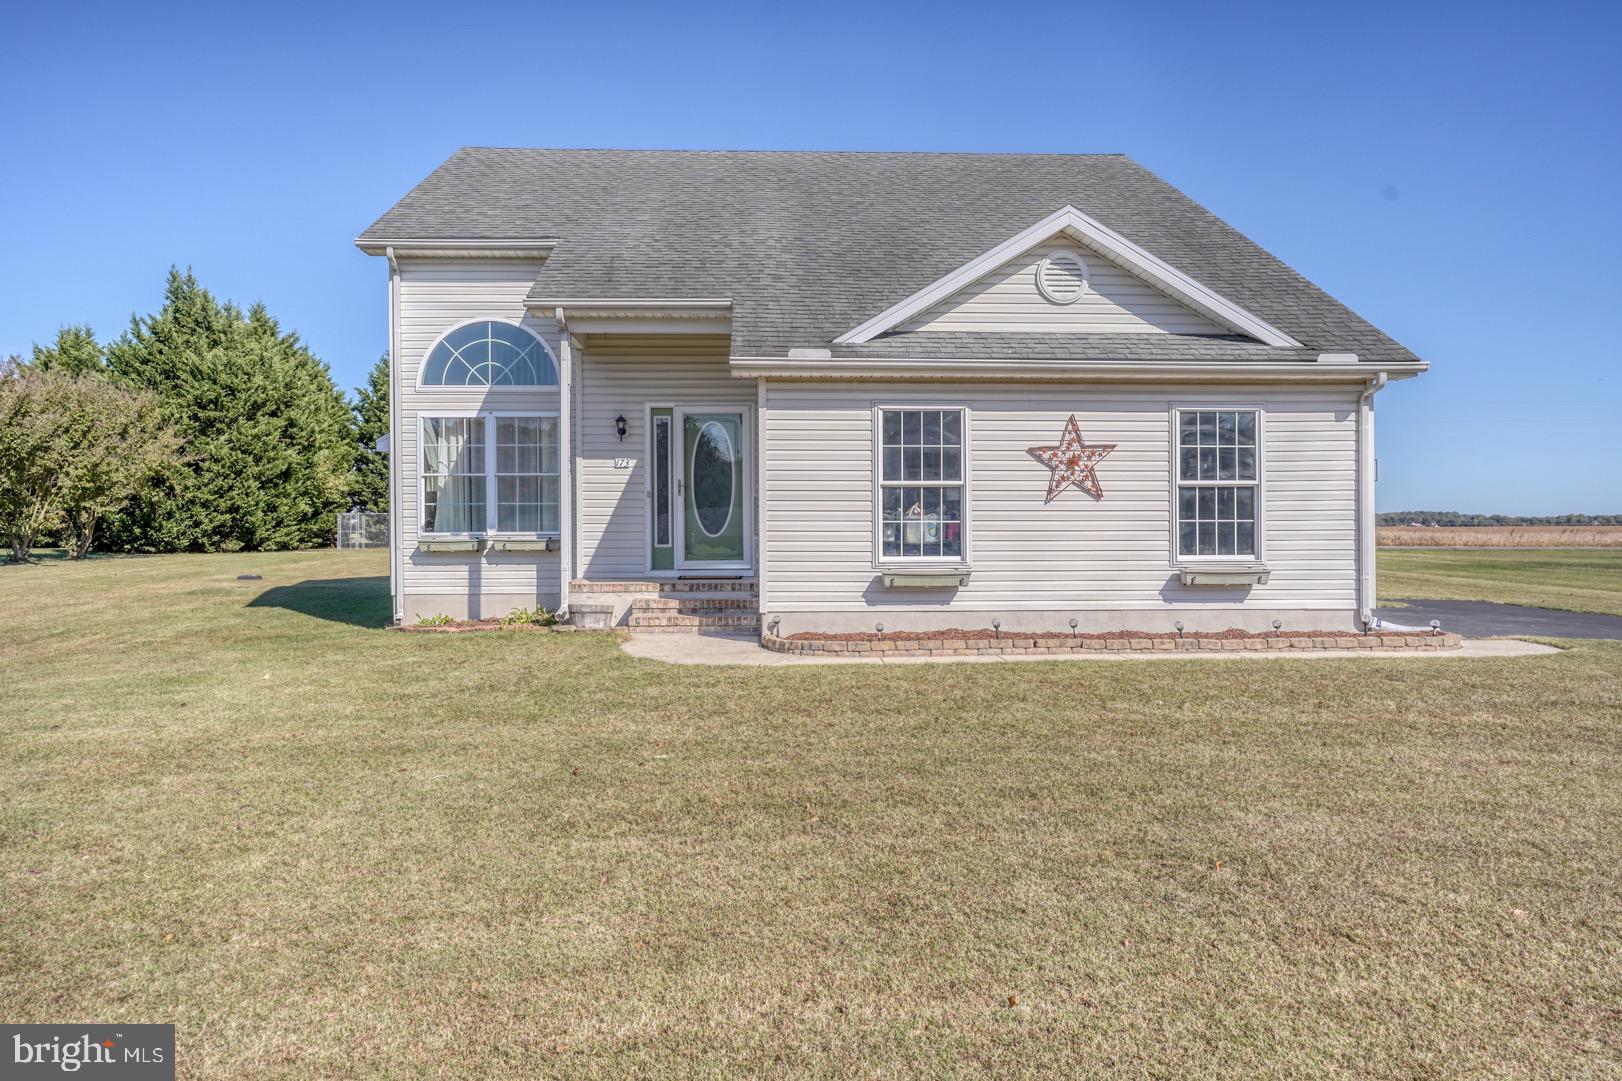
[1379,548,1622,616]
[4,550,1621,1079]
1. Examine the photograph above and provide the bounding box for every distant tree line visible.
[1380,511,1622,526]
[1,268,390,562]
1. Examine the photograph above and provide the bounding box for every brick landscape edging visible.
[761,631,1464,656]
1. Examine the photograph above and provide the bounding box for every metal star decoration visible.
[1027,415,1117,503]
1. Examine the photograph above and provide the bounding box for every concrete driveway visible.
[1376,599,1622,640]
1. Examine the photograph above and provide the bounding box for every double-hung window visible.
[878,407,967,561]
[421,414,559,536]
[1175,408,1260,558]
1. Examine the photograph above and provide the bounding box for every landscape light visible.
[992,618,1002,640]
[1069,617,1078,637]
[1175,620,1185,639]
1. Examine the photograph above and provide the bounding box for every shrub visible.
[499,606,559,627]
[0,363,181,562]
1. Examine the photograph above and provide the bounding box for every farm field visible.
[3,550,1620,1079]
[1378,525,1622,547]
[1378,548,1622,617]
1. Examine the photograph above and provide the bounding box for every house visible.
[356,149,1425,636]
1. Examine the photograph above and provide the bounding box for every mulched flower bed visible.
[783,627,1440,643]
[394,620,583,634]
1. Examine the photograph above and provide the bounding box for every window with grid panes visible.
[878,408,965,560]
[1175,409,1259,557]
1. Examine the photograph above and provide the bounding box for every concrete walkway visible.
[1376,599,1622,640]
[621,632,1560,666]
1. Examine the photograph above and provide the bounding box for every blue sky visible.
[3,1,1618,513]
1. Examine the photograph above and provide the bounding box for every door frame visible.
[671,403,754,573]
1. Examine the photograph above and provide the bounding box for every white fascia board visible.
[535,299,734,337]
[729,356,1425,383]
[833,206,1304,349]
[526,298,733,309]
[354,238,557,257]
[562,317,733,336]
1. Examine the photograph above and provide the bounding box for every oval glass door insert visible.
[681,411,745,564]
[691,421,735,537]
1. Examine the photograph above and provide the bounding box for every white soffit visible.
[835,206,1303,348]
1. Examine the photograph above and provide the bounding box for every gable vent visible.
[1036,249,1090,305]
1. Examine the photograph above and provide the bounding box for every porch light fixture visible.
[615,414,627,441]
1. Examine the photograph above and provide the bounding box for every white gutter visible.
[554,307,574,620]
[1357,371,1388,626]
[354,237,556,256]
[526,297,733,309]
[385,246,404,625]
[729,356,1427,383]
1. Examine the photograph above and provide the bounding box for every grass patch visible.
[1379,548,1622,616]
[5,550,1621,1078]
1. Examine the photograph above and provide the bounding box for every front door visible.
[676,408,748,569]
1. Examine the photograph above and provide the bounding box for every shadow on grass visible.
[247,576,392,629]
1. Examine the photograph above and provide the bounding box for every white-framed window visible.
[876,406,968,562]
[1174,408,1261,559]
[420,413,559,536]
[420,320,558,387]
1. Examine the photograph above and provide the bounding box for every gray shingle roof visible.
[359,148,1419,365]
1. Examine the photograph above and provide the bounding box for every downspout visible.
[554,307,572,620]
[385,246,403,625]
[1357,371,1387,627]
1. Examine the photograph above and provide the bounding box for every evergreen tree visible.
[31,325,106,375]
[101,268,356,552]
[348,352,390,512]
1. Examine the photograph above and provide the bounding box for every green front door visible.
[680,410,746,565]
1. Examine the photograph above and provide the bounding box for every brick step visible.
[570,579,757,595]
[626,627,760,636]
[657,580,757,594]
[629,595,758,611]
[625,612,761,630]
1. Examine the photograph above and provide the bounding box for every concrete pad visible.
[619,632,1562,667]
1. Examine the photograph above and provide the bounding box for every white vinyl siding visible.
[760,382,1358,614]
[574,335,751,578]
[396,259,560,611]
[900,242,1225,335]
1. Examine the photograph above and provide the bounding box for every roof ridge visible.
[454,146,1133,158]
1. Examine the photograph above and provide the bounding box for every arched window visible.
[421,320,558,387]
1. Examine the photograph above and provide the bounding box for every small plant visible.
[416,613,454,627]
[500,606,559,627]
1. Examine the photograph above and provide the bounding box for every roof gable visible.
[898,239,1224,336]
[838,206,1301,347]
